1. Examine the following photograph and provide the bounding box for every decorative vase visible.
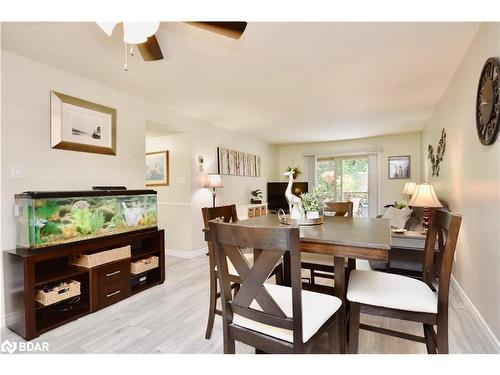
[306,211,320,219]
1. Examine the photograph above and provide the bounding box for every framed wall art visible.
[145,151,169,186]
[50,91,117,155]
[217,147,261,177]
[388,155,411,179]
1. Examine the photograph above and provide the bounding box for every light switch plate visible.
[178,177,186,185]
[11,165,23,179]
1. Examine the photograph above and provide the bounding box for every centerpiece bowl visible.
[277,209,324,226]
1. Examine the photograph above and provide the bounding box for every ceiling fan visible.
[97,22,247,62]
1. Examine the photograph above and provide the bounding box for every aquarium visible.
[15,190,157,249]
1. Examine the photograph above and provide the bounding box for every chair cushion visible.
[233,283,341,343]
[301,252,333,267]
[347,270,437,314]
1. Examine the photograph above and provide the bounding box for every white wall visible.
[146,132,192,252]
[147,123,279,255]
[0,51,162,326]
[0,50,279,327]
[190,127,279,252]
[0,23,4,333]
[278,132,422,208]
[421,22,500,343]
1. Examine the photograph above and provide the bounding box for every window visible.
[316,157,369,217]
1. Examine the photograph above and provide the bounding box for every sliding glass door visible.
[316,157,369,217]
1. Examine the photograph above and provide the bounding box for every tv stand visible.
[3,228,165,341]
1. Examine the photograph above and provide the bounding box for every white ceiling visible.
[1,22,479,144]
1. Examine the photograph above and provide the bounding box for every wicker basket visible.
[36,280,81,306]
[131,256,159,275]
[68,245,131,268]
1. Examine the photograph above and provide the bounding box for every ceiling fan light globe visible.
[123,22,159,44]
[97,22,118,36]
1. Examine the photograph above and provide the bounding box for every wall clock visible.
[476,57,500,145]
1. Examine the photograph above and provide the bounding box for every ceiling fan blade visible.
[137,35,164,61]
[185,22,247,39]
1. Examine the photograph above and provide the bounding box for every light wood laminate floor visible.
[1,255,498,354]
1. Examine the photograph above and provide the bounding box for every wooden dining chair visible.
[347,209,462,354]
[324,201,354,218]
[301,201,354,288]
[209,220,342,353]
[202,205,282,339]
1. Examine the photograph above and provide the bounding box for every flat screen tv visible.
[267,182,308,213]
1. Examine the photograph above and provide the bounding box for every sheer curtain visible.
[368,154,379,217]
[305,155,317,190]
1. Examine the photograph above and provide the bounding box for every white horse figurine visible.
[283,169,305,220]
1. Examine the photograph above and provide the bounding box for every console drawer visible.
[95,260,130,286]
[96,280,130,310]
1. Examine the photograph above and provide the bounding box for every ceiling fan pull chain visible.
[123,42,128,72]
[129,45,134,56]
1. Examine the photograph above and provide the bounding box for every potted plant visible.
[250,189,263,204]
[393,200,408,209]
[286,166,302,180]
[300,187,332,219]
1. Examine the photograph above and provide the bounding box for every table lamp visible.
[402,180,417,197]
[408,183,442,232]
[204,174,223,207]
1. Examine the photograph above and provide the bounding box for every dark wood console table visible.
[3,228,165,340]
[369,230,439,277]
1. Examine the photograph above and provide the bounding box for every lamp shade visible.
[408,183,442,208]
[204,174,223,188]
[402,181,417,195]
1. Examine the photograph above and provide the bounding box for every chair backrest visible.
[325,201,354,217]
[421,209,462,313]
[209,221,304,345]
[202,205,239,268]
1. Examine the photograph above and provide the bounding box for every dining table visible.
[240,214,391,353]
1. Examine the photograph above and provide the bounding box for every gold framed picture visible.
[146,151,169,186]
[50,91,117,155]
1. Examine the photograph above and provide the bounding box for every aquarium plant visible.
[72,205,105,235]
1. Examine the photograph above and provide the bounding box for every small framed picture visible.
[388,155,411,179]
[146,151,169,186]
[50,91,116,155]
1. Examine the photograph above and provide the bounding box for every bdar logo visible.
[1,339,17,354]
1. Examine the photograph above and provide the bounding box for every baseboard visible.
[0,311,15,329]
[451,275,500,352]
[166,247,207,259]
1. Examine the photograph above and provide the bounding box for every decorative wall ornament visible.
[428,128,447,177]
[283,169,304,219]
[217,147,261,177]
[476,57,500,145]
